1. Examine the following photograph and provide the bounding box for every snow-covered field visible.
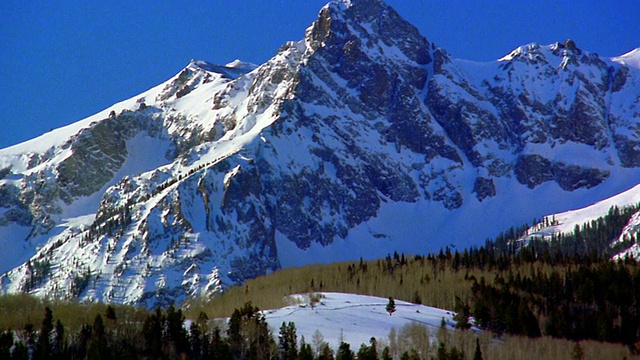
[262,292,462,349]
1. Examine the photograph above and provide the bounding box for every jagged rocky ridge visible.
[1,0,640,305]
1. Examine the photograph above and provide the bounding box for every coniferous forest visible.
[1,206,640,359]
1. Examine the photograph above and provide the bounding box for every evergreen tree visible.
[386,297,396,316]
[12,340,29,360]
[449,345,465,360]
[399,350,420,360]
[336,342,354,360]
[381,347,392,360]
[473,338,483,360]
[190,321,203,360]
[210,327,231,359]
[105,305,117,321]
[53,319,65,358]
[411,291,422,305]
[356,337,378,360]
[570,342,585,360]
[37,307,54,360]
[299,336,314,360]
[75,324,92,359]
[317,342,335,360]
[165,305,189,356]
[87,314,107,360]
[436,342,447,360]
[0,331,13,359]
[196,312,211,358]
[142,309,163,359]
[437,318,449,346]
[453,296,471,330]
[228,302,275,360]
[278,321,298,360]
[435,342,465,360]
[517,302,540,338]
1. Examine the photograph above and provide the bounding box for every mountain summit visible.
[1,0,640,305]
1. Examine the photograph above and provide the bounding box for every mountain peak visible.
[326,0,385,11]
[498,40,582,62]
[307,0,431,65]
[494,39,611,71]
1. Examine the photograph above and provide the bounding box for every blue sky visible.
[1,0,638,149]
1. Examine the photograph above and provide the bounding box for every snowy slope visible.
[612,48,640,70]
[263,292,461,349]
[1,0,640,306]
[514,181,640,259]
[522,182,640,240]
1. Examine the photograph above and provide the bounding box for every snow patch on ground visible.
[262,292,461,349]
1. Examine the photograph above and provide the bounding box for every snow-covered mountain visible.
[1,0,640,305]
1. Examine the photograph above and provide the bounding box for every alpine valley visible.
[1,0,640,306]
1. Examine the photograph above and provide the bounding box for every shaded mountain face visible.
[1,0,640,306]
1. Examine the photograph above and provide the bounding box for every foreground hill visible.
[262,292,458,349]
[1,0,640,305]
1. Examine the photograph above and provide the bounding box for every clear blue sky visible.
[1,0,638,149]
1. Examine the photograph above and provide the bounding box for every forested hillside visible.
[1,206,639,358]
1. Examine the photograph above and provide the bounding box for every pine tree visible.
[0,331,13,359]
[381,347,392,360]
[400,350,420,360]
[317,343,335,360]
[437,318,449,347]
[453,296,471,330]
[105,305,117,321]
[570,342,585,360]
[87,314,107,359]
[228,302,275,360]
[386,297,396,316]
[473,338,483,360]
[142,309,163,359]
[12,340,29,360]
[278,321,298,360]
[190,321,203,360]
[210,327,230,359]
[336,342,354,360]
[411,291,422,305]
[53,319,66,357]
[166,305,189,356]
[356,337,378,360]
[37,307,54,360]
[299,336,314,360]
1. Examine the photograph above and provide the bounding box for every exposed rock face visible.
[514,155,610,190]
[1,0,640,306]
[472,177,496,202]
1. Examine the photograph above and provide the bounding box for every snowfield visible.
[262,292,464,349]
